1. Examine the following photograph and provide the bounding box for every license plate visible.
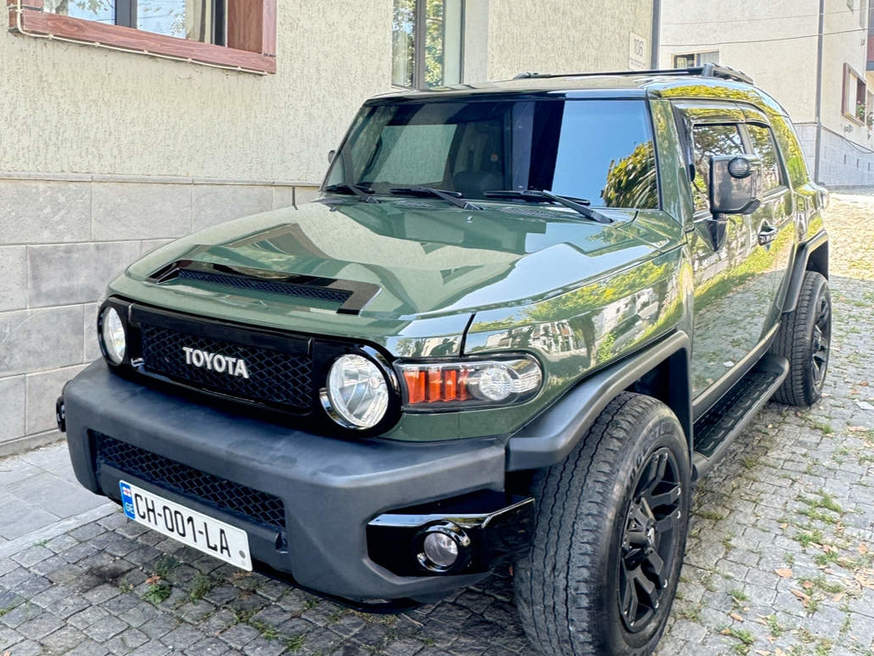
[119,481,252,571]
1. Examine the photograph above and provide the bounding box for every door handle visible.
[758,223,777,247]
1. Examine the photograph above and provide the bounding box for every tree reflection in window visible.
[602,141,658,209]
[747,125,783,192]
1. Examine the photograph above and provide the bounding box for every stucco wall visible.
[1,1,392,185]
[486,0,654,79]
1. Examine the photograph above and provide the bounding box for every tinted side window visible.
[691,124,745,213]
[747,125,783,192]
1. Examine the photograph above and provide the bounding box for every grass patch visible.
[153,555,179,580]
[250,619,280,641]
[795,528,825,548]
[697,509,726,521]
[234,609,255,624]
[285,634,305,652]
[677,602,703,622]
[764,614,784,637]
[144,581,172,605]
[189,573,213,602]
[802,509,840,524]
[813,551,841,567]
[729,588,749,604]
[802,576,845,595]
[721,627,754,655]
[811,421,834,435]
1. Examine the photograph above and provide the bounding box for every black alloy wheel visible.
[515,392,691,656]
[618,448,683,632]
[810,293,831,391]
[772,270,832,407]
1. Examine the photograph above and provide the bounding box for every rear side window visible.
[747,124,783,192]
[690,124,745,213]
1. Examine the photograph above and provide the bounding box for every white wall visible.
[659,0,820,123]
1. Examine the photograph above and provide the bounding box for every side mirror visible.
[328,149,336,164]
[709,155,761,215]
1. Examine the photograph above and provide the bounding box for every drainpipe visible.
[651,0,662,68]
[814,0,825,184]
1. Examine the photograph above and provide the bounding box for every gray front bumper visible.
[63,361,508,602]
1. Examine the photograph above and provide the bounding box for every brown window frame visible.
[7,0,276,74]
[842,63,867,124]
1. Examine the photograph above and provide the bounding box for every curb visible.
[0,503,117,561]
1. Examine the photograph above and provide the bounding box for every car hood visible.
[115,198,680,350]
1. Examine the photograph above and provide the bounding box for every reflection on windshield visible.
[326,99,659,209]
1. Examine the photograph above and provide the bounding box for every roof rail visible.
[513,64,754,86]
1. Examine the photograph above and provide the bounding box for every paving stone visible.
[218,622,260,649]
[105,628,149,655]
[5,640,43,656]
[159,623,205,650]
[184,636,229,656]
[88,614,130,642]
[0,625,22,650]
[41,625,88,652]
[16,611,65,640]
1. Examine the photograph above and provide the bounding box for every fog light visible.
[416,523,471,574]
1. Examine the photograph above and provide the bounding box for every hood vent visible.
[148,259,379,315]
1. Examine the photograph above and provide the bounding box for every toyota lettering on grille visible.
[182,346,250,379]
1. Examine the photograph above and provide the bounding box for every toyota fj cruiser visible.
[58,64,831,656]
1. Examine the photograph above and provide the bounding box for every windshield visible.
[325,98,659,209]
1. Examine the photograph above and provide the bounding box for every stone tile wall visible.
[794,122,874,187]
[0,173,320,456]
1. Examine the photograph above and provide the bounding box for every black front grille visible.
[177,269,352,304]
[95,433,286,530]
[139,323,313,410]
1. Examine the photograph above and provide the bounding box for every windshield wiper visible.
[323,183,380,203]
[389,186,483,211]
[484,189,612,224]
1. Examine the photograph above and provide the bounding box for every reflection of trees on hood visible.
[602,142,658,209]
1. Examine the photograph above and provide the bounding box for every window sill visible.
[842,113,866,127]
[9,6,275,74]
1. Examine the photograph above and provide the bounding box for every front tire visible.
[771,271,831,407]
[514,392,691,656]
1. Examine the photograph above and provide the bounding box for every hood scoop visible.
[148,259,380,315]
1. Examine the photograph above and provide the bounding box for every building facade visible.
[0,0,655,455]
[659,0,874,186]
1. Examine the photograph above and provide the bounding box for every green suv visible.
[58,64,831,656]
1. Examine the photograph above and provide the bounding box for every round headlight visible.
[323,354,389,429]
[100,307,127,365]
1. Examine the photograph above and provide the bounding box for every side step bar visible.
[692,354,789,479]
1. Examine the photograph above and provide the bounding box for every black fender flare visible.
[783,229,829,313]
[506,331,692,471]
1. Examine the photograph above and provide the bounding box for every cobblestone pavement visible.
[0,194,873,656]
